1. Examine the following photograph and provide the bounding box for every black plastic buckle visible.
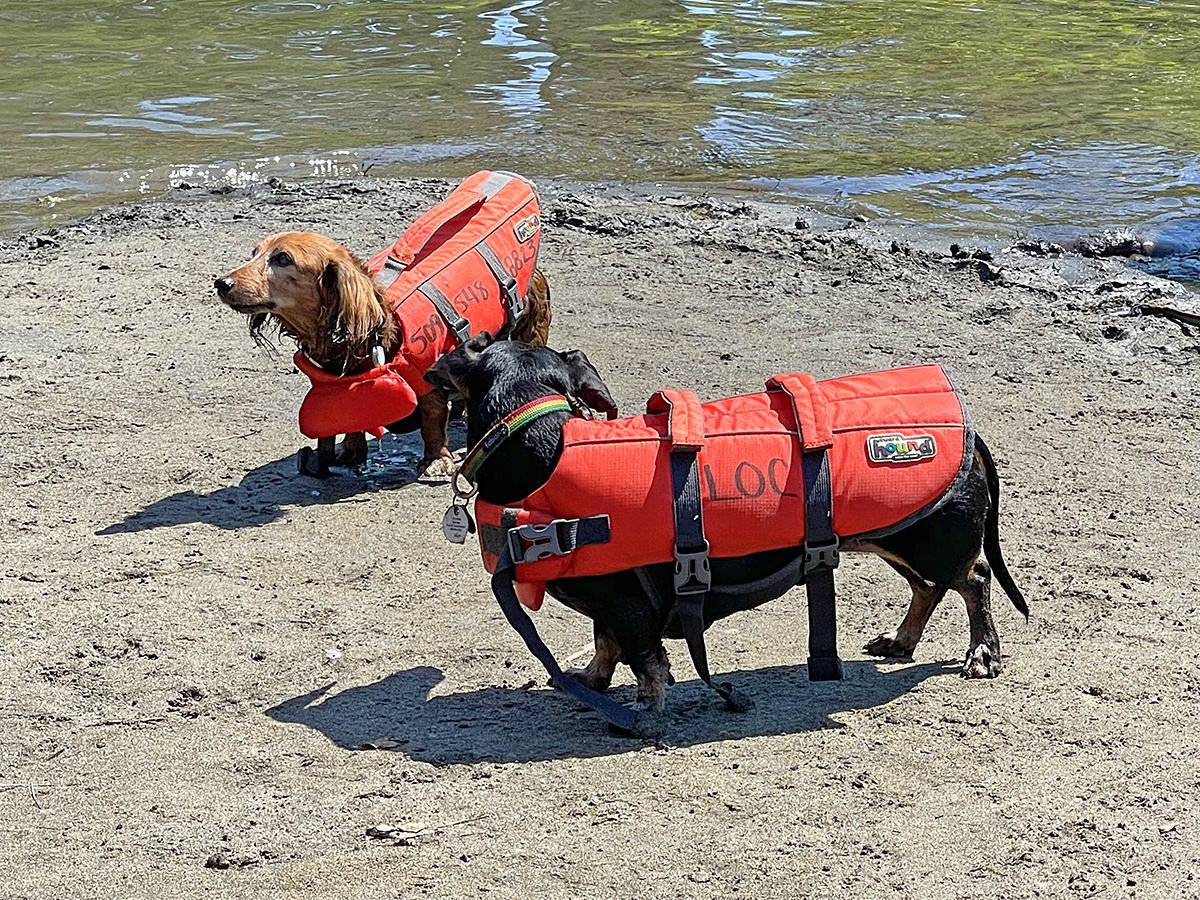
[803,537,840,574]
[450,317,472,344]
[503,273,524,320]
[673,543,712,595]
[507,522,566,564]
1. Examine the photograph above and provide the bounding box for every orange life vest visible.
[476,364,971,610]
[297,170,542,439]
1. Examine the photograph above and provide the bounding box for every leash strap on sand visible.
[1131,304,1200,330]
[489,546,639,733]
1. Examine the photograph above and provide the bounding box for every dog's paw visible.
[962,643,1003,678]
[419,454,456,478]
[606,708,665,740]
[632,708,665,739]
[333,432,369,467]
[864,632,915,659]
[560,667,612,693]
[334,445,369,468]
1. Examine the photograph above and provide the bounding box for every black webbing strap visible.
[489,545,639,734]
[480,515,611,562]
[375,256,406,291]
[669,450,753,712]
[476,241,525,324]
[802,445,843,681]
[418,281,472,344]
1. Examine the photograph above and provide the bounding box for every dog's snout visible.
[214,276,234,297]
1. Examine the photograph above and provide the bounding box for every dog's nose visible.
[214,276,234,297]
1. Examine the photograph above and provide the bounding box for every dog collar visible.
[452,394,574,498]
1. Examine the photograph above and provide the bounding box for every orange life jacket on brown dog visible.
[476,365,972,611]
[297,170,542,439]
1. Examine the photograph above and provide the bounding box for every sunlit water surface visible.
[3,0,1200,275]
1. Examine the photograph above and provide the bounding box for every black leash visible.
[489,545,640,734]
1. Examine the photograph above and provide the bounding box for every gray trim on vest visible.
[375,257,406,291]
[419,281,472,344]
[476,172,514,199]
[476,241,525,323]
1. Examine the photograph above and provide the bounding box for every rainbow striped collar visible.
[453,394,574,497]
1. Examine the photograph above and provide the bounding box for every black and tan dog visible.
[428,335,1028,722]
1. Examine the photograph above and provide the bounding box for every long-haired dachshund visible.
[214,232,552,473]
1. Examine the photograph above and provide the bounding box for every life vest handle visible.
[391,188,488,267]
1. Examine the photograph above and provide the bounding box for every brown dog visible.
[215,231,551,473]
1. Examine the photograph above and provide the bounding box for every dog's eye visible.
[270,251,294,268]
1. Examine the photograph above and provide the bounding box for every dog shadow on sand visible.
[266,660,956,764]
[96,424,466,534]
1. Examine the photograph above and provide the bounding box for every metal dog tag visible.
[442,502,475,544]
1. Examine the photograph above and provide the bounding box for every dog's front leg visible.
[631,642,672,713]
[417,391,455,476]
[563,622,621,692]
[333,431,369,467]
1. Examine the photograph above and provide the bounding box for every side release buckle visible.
[804,537,840,574]
[507,522,566,564]
[673,542,712,595]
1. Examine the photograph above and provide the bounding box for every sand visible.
[2,176,1199,899]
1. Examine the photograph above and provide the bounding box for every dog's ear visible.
[319,255,386,352]
[558,349,618,419]
[424,332,495,396]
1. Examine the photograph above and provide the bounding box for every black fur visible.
[429,338,1028,715]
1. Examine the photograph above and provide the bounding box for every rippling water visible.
[3,0,1200,270]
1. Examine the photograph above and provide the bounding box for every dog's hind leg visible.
[864,558,947,659]
[563,623,621,693]
[957,556,1004,678]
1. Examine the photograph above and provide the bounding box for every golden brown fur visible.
[215,231,551,472]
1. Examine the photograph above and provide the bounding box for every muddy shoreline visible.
[2,176,1199,898]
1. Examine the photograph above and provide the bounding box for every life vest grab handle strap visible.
[647,389,705,450]
[769,373,833,450]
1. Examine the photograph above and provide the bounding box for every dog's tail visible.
[975,434,1029,620]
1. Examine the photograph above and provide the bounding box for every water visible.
[3,0,1200,273]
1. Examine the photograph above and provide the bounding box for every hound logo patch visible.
[867,433,937,464]
[513,213,541,243]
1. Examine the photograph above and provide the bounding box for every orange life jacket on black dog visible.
[476,364,972,610]
[297,170,542,439]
